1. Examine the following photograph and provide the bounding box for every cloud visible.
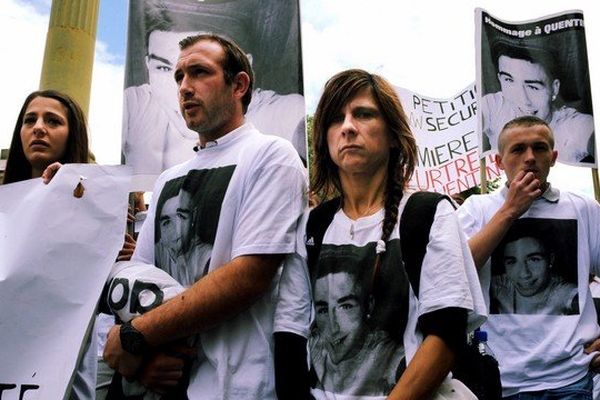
[88,57,125,165]
[0,1,49,150]
[301,0,476,113]
[0,0,125,166]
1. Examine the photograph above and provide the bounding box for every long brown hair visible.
[3,90,90,184]
[312,69,417,244]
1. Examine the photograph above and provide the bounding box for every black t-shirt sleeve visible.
[418,307,468,352]
[274,331,315,400]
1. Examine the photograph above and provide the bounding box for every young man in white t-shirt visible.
[103,33,307,399]
[458,115,600,398]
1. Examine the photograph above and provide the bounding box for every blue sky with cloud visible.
[97,0,128,64]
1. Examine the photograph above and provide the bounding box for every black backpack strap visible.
[400,191,454,297]
[306,197,341,275]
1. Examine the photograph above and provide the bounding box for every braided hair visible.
[313,68,417,242]
[312,69,417,290]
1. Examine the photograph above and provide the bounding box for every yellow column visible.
[39,0,100,118]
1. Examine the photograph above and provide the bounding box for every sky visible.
[1,0,599,196]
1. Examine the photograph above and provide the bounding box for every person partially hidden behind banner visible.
[273,69,485,399]
[104,33,307,399]
[481,40,595,164]
[490,230,578,315]
[458,115,600,398]
[121,3,306,175]
[3,90,131,400]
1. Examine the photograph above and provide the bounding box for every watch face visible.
[125,333,143,354]
[121,323,146,355]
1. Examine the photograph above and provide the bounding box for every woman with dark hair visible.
[3,90,90,184]
[2,90,98,399]
[2,90,139,400]
[274,69,484,399]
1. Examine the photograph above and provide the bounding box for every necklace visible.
[348,202,382,239]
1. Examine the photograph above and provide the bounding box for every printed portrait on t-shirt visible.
[489,218,579,315]
[153,166,235,286]
[309,240,408,396]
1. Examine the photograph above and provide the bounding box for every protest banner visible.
[395,83,502,195]
[476,8,596,168]
[121,0,306,190]
[0,165,130,400]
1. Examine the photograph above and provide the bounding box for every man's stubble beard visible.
[185,94,237,139]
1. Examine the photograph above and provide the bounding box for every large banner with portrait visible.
[0,165,130,400]
[476,9,596,167]
[395,84,502,195]
[121,0,306,190]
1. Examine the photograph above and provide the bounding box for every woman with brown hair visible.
[274,69,484,399]
[2,90,142,400]
[3,90,90,184]
[2,90,98,399]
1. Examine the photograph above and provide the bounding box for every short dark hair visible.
[3,90,90,184]
[143,0,174,49]
[154,176,185,245]
[179,33,254,114]
[492,40,560,82]
[498,115,554,153]
[503,228,550,256]
[492,224,554,274]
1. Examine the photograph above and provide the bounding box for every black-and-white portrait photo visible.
[153,166,234,286]
[489,218,579,315]
[477,9,596,167]
[309,241,408,396]
[122,0,306,178]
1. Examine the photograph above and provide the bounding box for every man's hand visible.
[104,324,144,379]
[502,170,543,220]
[584,338,600,373]
[117,233,137,262]
[138,343,196,394]
[42,162,63,184]
[467,170,543,269]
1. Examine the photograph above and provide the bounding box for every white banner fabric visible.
[0,165,131,400]
[396,84,502,195]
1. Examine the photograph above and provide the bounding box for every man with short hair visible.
[458,115,600,397]
[105,33,307,399]
[481,42,595,164]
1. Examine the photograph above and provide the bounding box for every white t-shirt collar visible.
[197,121,253,150]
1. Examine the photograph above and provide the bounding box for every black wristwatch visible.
[120,320,148,356]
